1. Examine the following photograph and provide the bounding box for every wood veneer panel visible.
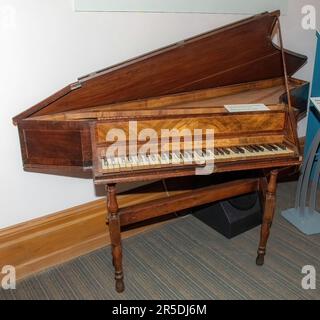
[13,12,307,122]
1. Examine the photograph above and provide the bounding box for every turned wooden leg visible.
[106,184,125,293]
[256,170,279,266]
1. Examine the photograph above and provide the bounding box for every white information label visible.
[224,104,270,113]
[311,97,320,112]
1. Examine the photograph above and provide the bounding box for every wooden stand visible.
[106,184,124,293]
[106,172,279,293]
[256,170,279,266]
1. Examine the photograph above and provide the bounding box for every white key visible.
[101,159,108,170]
[270,145,291,155]
[124,156,132,168]
[227,149,241,159]
[231,147,246,159]
[263,146,281,156]
[258,146,273,156]
[172,152,182,164]
[148,154,160,166]
[129,155,139,167]
[137,155,144,166]
[178,152,186,164]
[106,158,114,170]
[154,154,162,165]
[147,155,154,165]
[183,151,193,164]
[221,149,234,159]
[111,158,120,171]
[112,157,119,166]
[118,156,127,168]
[194,150,205,164]
[213,149,225,160]
[141,155,150,166]
[235,147,255,158]
[160,153,171,165]
[275,144,291,153]
[204,150,215,161]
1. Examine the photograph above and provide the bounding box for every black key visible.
[255,145,265,152]
[214,149,220,156]
[172,152,182,162]
[180,152,189,163]
[196,150,204,157]
[244,146,254,153]
[216,148,225,155]
[231,147,241,154]
[203,149,213,158]
[267,144,278,151]
[222,148,231,155]
[250,145,260,152]
[204,149,215,158]
[263,144,274,151]
[256,146,264,152]
[276,143,287,150]
[237,147,246,154]
[270,144,279,150]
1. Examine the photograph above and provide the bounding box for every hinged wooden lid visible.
[13,11,307,124]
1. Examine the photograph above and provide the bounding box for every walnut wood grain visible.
[119,179,259,226]
[13,11,307,123]
[28,78,295,122]
[95,110,286,144]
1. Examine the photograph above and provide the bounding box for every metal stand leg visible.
[310,159,320,211]
[282,129,320,235]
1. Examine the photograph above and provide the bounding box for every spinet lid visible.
[13,11,307,124]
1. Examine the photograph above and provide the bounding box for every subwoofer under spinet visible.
[193,192,262,239]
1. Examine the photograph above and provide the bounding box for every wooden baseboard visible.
[0,183,181,281]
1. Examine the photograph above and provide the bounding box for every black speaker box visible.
[192,192,262,239]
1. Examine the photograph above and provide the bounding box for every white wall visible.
[0,0,318,229]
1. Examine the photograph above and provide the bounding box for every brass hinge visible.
[70,81,82,90]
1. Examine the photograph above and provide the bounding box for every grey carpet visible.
[1,181,320,300]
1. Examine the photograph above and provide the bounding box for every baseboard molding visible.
[0,185,176,281]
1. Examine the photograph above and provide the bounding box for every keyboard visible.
[100,143,294,173]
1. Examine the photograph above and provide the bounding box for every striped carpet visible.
[1,182,320,300]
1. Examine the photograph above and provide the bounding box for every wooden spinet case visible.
[14,11,308,178]
[13,11,310,293]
